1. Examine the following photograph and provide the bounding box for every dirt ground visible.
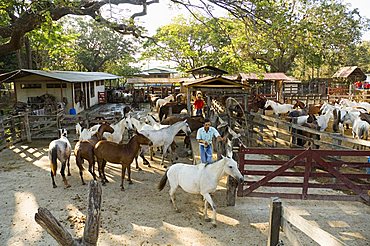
[0,134,370,245]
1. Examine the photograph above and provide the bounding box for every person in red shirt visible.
[194,95,205,116]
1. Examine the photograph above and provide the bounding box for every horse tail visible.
[50,146,58,177]
[158,170,168,191]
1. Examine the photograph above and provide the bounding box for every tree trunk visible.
[34,181,102,245]
[24,36,32,69]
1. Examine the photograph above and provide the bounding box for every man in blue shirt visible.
[196,118,225,164]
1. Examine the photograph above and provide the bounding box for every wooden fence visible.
[238,147,370,203]
[0,113,31,150]
[267,198,347,246]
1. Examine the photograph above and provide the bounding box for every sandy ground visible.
[0,135,370,245]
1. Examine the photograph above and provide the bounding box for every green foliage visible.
[29,20,78,70]
[67,18,138,72]
[142,15,260,74]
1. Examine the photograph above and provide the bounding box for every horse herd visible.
[248,95,370,147]
[47,105,242,226]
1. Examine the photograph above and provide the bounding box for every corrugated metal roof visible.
[0,69,121,83]
[182,76,247,88]
[126,77,186,84]
[332,66,360,78]
[238,72,291,81]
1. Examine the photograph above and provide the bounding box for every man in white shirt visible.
[196,119,225,164]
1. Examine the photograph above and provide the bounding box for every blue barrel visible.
[69,108,77,115]
[367,156,370,175]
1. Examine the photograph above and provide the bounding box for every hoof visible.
[163,165,167,168]
[121,187,125,191]
[175,157,178,160]
[128,180,133,184]
[104,179,109,183]
[64,184,71,189]
[82,182,86,185]
[143,162,150,165]
[136,167,142,171]
[68,173,71,176]
[102,182,106,186]
[205,218,211,222]
[175,209,181,213]
[53,185,57,188]
[212,223,217,228]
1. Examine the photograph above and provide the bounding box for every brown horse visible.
[293,100,322,115]
[248,94,267,112]
[74,122,114,185]
[159,102,187,121]
[161,115,205,148]
[94,132,153,190]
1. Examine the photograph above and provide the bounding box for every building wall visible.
[15,75,74,112]
[15,75,105,115]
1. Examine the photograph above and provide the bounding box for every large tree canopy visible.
[0,0,161,56]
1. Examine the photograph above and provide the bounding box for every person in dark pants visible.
[194,95,205,116]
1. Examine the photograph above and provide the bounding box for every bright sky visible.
[136,0,370,40]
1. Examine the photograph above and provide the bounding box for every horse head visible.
[98,122,114,135]
[293,100,305,109]
[135,132,153,146]
[182,120,192,136]
[58,128,68,138]
[222,156,244,183]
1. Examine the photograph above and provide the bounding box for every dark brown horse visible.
[159,102,187,121]
[293,100,322,115]
[248,94,267,112]
[74,122,114,185]
[161,115,205,148]
[94,132,153,190]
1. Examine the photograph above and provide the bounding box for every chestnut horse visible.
[94,132,153,190]
[74,122,114,185]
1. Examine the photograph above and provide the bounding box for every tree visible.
[66,18,138,72]
[0,0,158,56]
[142,15,260,73]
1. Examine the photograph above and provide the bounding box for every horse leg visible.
[76,155,86,185]
[203,193,217,227]
[121,165,126,191]
[134,156,142,171]
[87,155,97,181]
[169,185,180,212]
[60,160,71,188]
[203,199,209,221]
[127,165,133,184]
[150,147,154,161]
[67,156,71,176]
[161,145,170,168]
[50,163,57,188]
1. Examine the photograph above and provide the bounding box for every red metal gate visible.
[237,147,370,204]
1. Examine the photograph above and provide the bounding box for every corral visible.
[0,100,369,245]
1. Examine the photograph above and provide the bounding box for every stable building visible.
[0,69,121,114]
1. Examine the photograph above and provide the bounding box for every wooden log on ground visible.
[35,181,102,245]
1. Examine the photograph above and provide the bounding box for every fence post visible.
[226,145,239,206]
[290,117,297,147]
[273,115,278,147]
[0,116,4,140]
[24,113,32,142]
[267,197,282,246]
[10,115,16,141]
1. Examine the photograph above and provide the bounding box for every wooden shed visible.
[0,69,121,114]
[332,66,366,83]
[181,75,248,116]
[237,72,293,102]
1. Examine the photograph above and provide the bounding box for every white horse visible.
[156,94,175,112]
[103,118,130,143]
[264,100,294,115]
[158,155,244,226]
[48,129,72,188]
[316,110,333,131]
[343,111,370,140]
[139,120,192,166]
